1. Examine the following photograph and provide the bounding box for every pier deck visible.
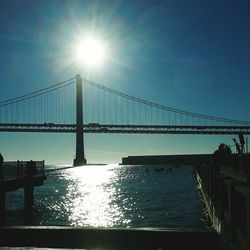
[0,161,46,211]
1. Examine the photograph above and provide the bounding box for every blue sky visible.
[0,0,250,164]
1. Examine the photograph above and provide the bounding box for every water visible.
[3,164,207,228]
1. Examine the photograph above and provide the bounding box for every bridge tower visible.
[73,74,87,166]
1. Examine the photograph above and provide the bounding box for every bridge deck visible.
[1,123,250,135]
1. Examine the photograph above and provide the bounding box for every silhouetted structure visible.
[212,143,232,173]
[0,160,45,214]
[0,152,3,181]
[122,154,211,165]
[74,75,87,166]
[195,163,250,249]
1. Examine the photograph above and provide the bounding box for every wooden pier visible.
[195,162,250,250]
[0,160,46,213]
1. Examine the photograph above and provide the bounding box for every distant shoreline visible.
[45,163,108,172]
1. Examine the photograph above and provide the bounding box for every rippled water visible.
[4,164,207,228]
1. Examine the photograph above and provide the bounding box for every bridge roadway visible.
[1,123,250,135]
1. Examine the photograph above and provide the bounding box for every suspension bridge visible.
[1,74,250,165]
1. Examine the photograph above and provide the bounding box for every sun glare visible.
[73,36,107,67]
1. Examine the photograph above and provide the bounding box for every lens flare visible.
[73,36,107,67]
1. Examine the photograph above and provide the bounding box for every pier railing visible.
[1,161,45,180]
[195,162,250,250]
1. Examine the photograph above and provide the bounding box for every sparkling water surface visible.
[4,164,207,228]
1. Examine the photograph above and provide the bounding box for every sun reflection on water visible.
[65,165,128,227]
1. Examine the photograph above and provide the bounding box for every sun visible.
[73,36,107,68]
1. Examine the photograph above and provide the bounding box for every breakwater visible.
[122,154,212,165]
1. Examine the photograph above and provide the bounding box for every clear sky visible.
[0,0,250,165]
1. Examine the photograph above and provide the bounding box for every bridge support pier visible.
[74,74,87,166]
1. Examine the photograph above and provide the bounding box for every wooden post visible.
[42,160,45,177]
[24,185,34,210]
[0,190,6,215]
[17,160,20,177]
[246,191,250,250]
[0,162,3,181]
